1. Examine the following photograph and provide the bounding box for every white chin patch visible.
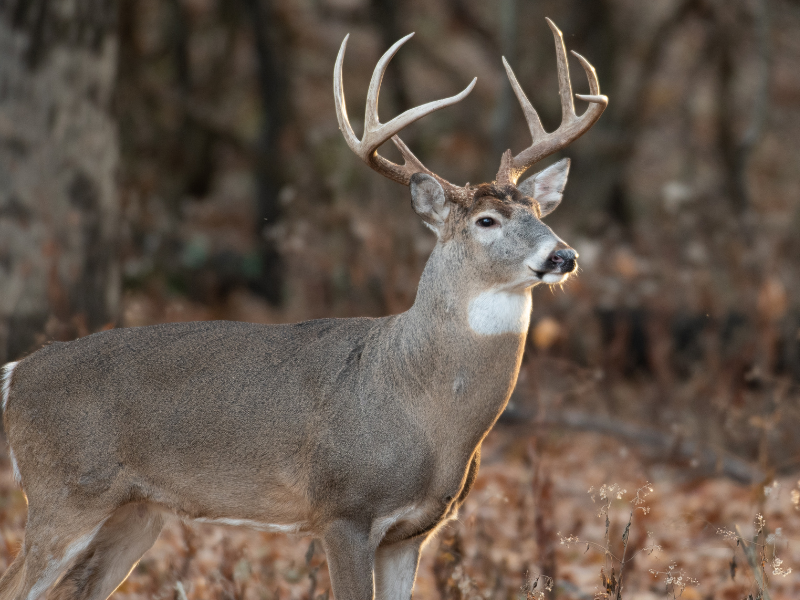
[468,290,532,336]
[542,273,567,284]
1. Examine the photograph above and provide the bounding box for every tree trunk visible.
[0,0,119,363]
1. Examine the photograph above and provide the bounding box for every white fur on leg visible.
[25,520,107,600]
[2,361,17,411]
[9,447,21,485]
[374,539,421,600]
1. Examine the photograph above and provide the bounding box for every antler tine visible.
[333,34,360,153]
[390,135,427,174]
[501,57,546,143]
[372,77,476,151]
[497,19,608,185]
[334,33,477,189]
[363,33,415,135]
[571,50,605,102]
[546,18,576,124]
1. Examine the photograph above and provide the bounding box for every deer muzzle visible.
[546,247,578,274]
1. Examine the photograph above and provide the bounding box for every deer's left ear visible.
[410,172,450,238]
[517,158,570,217]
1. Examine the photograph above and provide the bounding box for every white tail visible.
[1,362,20,485]
[0,20,605,600]
[1,362,16,412]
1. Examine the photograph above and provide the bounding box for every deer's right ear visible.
[410,173,450,237]
[517,158,570,217]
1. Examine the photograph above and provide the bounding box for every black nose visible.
[547,248,578,273]
[550,249,577,263]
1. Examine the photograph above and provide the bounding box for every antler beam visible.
[497,18,608,185]
[334,33,476,189]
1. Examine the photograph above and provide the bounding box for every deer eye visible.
[476,217,496,228]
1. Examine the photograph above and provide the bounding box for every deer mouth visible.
[529,266,573,285]
[541,272,569,284]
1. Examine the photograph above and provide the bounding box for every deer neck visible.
[408,242,533,339]
[390,242,531,439]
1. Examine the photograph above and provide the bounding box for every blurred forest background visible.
[1,0,800,598]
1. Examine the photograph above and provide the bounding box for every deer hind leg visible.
[48,503,165,600]
[0,507,109,600]
[374,537,423,600]
[0,551,25,600]
[322,519,376,600]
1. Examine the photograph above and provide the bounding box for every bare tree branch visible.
[502,408,765,485]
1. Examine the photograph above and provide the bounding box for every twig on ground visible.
[735,524,773,600]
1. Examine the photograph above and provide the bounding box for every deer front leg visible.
[322,520,376,600]
[374,537,423,600]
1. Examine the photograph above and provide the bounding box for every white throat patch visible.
[468,290,532,336]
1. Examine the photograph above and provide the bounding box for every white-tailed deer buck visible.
[0,18,606,600]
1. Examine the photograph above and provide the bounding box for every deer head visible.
[334,19,607,293]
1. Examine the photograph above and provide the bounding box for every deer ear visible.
[410,173,450,236]
[517,158,570,217]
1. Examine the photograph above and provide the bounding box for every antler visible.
[496,18,608,185]
[334,33,476,193]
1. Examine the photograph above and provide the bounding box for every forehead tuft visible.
[468,183,536,218]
